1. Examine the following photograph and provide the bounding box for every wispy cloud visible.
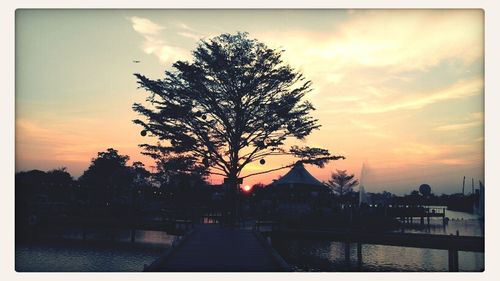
[260,10,482,74]
[350,119,378,131]
[318,77,483,115]
[177,31,200,40]
[359,78,483,114]
[434,121,482,132]
[130,16,165,35]
[434,112,483,131]
[129,16,191,64]
[390,141,479,167]
[255,10,483,120]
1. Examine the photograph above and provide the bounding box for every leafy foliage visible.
[79,148,132,186]
[419,184,432,197]
[289,146,345,168]
[154,154,208,188]
[78,148,136,205]
[325,169,359,196]
[133,32,343,183]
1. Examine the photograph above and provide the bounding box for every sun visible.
[242,185,252,192]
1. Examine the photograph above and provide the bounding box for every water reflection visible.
[273,214,484,272]
[15,211,484,272]
[16,230,175,272]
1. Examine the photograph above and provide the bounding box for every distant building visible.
[265,161,330,217]
[270,161,330,199]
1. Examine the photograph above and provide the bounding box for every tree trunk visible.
[225,170,239,226]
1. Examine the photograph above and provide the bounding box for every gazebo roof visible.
[272,161,325,187]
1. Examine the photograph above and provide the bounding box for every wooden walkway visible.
[145,224,289,272]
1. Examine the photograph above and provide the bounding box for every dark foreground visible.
[15,211,484,272]
[146,224,288,272]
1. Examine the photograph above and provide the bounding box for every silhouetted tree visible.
[325,170,359,197]
[419,184,432,197]
[154,155,207,185]
[147,153,208,206]
[79,148,135,206]
[252,183,266,190]
[46,167,73,185]
[45,167,74,202]
[133,32,344,196]
[129,161,152,205]
[16,168,75,203]
[410,190,420,196]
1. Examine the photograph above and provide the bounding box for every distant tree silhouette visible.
[45,167,74,202]
[129,161,152,205]
[325,170,359,197]
[131,161,150,182]
[46,167,73,185]
[410,190,420,196]
[153,154,208,204]
[16,168,75,203]
[252,183,266,190]
[133,32,343,196]
[79,148,135,206]
[154,154,207,185]
[419,184,432,197]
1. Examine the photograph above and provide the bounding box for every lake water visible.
[16,229,175,272]
[272,209,484,272]
[15,209,484,272]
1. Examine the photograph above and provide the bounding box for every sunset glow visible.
[15,9,484,195]
[242,185,252,193]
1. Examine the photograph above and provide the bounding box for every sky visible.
[15,9,484,195]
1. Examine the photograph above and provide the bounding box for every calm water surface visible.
[16,210,484,272]
[16,229,175,272]
[273,210,484,272]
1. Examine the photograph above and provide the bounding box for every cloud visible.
[143,40,190,63]
[16,119,98,163]
[317,77,483,115]
[350,119,378,131]
[254,10,483,120]
[329,10,482,72]
[434,112,483,131]
[359,78,483,114]
[434,121,482,132]
[390,141,479,168]
[392,142,444,157]
[130,16,165,35]
[129,17,191,64]
[260,10,483,74]
[436,158,471,166]
[177,31,201,40]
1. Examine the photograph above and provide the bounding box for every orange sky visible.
[15,10,484,195]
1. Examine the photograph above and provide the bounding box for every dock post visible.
[420,217,424,225]
[344,242,351,264]
[427,215,430,225]
[131,229,136,243]
[448,249,459,272]
[357,243,362,268]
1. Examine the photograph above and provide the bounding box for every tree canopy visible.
[133,32,343,186]
[419,184,432,197]
[79,148,132,186]
[325,169,359,196]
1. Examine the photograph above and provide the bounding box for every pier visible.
[29,209,482,272]
[263,228,484,272]
[387,206,446,225]
[144,224,290,272]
